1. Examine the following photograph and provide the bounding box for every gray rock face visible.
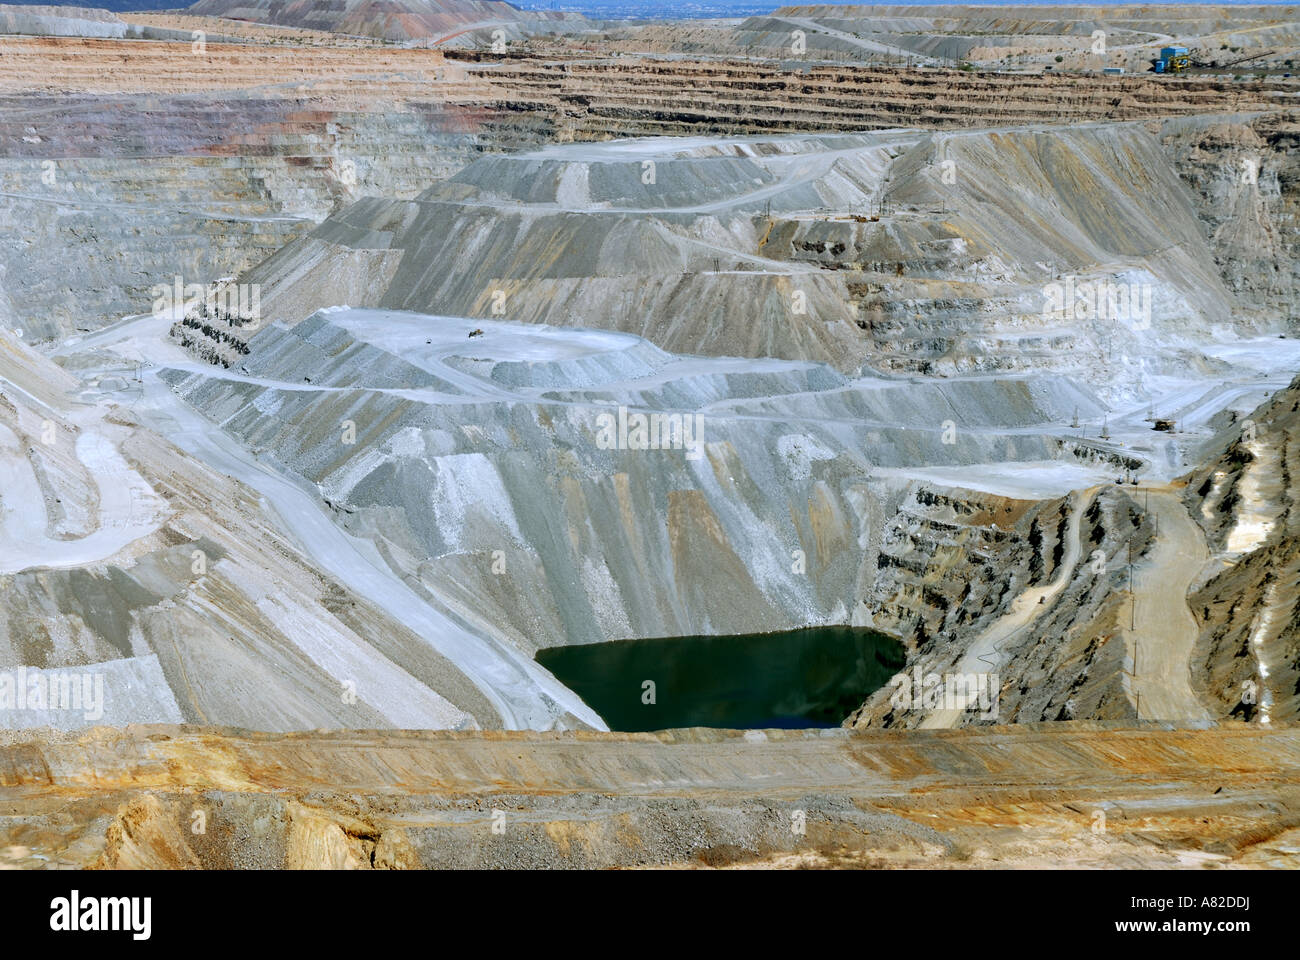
[0,96,535,343]
[162,308,1114,654]
[0,5,125,38]
[151,121,1298,731]
[237,123,1292,405]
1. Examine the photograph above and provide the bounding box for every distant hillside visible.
[0,0,580,21]
[0,0,182,10]
[181,0,580,40]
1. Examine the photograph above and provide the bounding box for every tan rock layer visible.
[1,723,1297,868]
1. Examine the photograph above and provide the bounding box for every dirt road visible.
[1127,489,1213,723]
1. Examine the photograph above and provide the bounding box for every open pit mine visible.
[0,0,1297,881]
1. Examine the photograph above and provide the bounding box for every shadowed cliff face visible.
[851,377,1300,733]
[848,485,1154,729]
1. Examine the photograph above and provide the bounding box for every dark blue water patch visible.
[536,626,906,732]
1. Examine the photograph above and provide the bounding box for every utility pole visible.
[1129,536,1139,717]
[1128,540,1135,630]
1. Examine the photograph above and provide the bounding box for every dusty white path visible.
[1127,489,1213,723]
[0,423,167,575]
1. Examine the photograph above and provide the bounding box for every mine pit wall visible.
[864,486,1066,651]
[158,366,882,650]
[1183,377,1300,725]
[0,343,502,731]
[158,338,1084,663]
[850,484,1159,729]
[208,114,1298,404]
[155,309,1192,731]
[1,38,1293,343]
[988,490,1156,724]
[1157,112,1300,322]
[855,371,1300,731]
[0,163,313,344]
[0,96,541,343]
[456,58,1283,138]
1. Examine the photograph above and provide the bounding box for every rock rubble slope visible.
[0,326,507,732]
[237,120,1294,399]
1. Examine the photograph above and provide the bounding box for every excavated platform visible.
[0,722,1295,869]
